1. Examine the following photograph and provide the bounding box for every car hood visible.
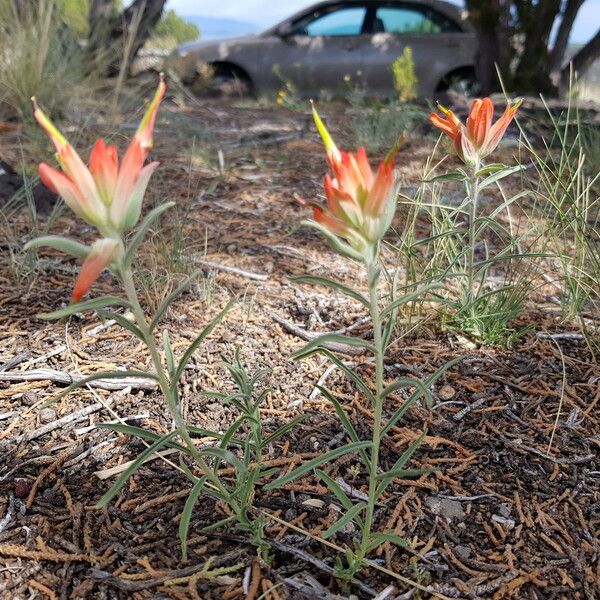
[175,34,261,57]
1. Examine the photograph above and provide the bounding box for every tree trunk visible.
[511,0,562,94]
[465,0,504,95]
[88,0,167,75]
[549,0,584,74]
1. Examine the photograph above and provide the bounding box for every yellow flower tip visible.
[436,103,453,116]
[312,103,341,162]
[511,98,524,112]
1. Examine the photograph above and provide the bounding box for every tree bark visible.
[549,0,585,73]
[88,0,167,75]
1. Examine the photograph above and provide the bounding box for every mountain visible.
[181,16,260,41]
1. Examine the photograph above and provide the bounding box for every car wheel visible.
[210,66,252,98]
[436,68,480,99]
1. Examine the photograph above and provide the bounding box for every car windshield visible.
[292,7,368,36]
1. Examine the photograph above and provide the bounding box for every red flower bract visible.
[429,97,522,164]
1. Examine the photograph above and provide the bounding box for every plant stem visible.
[119,262,239,511]
[466,160,481,310]
[357,259,385,566]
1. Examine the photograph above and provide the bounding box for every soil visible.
[0,89,598,600]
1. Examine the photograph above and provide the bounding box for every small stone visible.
[438,385,456,400]
[425,496,465,522]
[454,545,471,559]
[21,391,38,406]
[14,480,30,498]
[39,408,56,424]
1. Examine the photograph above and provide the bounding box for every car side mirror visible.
[276,22,293,38]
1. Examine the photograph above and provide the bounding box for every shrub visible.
[392,46,418,102]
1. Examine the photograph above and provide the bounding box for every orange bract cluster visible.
[429,97,521,165]
[307,106,398,257]
[33,76,166,301]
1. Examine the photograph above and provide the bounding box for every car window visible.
[374,6,461,34]
[293,7,368,36]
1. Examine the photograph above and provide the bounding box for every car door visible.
[261,4,370,97]
[361,2,472,97]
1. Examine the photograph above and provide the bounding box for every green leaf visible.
[316,469,355,513]
[23,235,90,259]
[322,502,366,539]
[261,415,308,449]
[37,296,130,320]
[474,163,506,177]
[96,309,145,341]
[149,270,203,332]
[290,275,369,307]
[381,282,443,319]
[302,220,364,262]
[96,431,179,508]
[179,478,205,559]
[163,330,176,376]
[422,170,467,183]
[200,447,245,471]
[96,423,189,454]
[174,297,235,381]
[293,347,375,403]
[46,370,159,406]
[263,441,371,490]
[381,356,463,435]
[294,334,376,358]
[479,165,524,190]
[316,385,370,466]
[366,532,407,552]
[376,430,427,497]
[123,202,176,268]
[380,377,432,404]
[187,426,245,446]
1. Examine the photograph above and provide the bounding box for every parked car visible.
[171,0,478,99]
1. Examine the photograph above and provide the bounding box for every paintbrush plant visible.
[23,75,280,555]
[265,106,458,583]
[427,97,530,342]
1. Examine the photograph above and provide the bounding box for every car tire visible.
[210,67,253,98]
[436,68,480,100]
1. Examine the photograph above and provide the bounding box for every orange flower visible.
[33,75,166,301]
[307,105,398,256]
[34,74,166,234]
[429,97,522,164]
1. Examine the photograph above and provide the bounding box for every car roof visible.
[263,0,472,34]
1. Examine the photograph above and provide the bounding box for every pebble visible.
[39,408,57,424]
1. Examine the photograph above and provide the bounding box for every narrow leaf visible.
[123,201,176,268]
[96,431,179,508]
[479,165,524,189]
[96,423,189,454]
[294,334,376,357]
[175,297,235,381]
[367,532,407,552]
[263,441,371,490]
[381,283,443,318]
[261,415,308,448]
[317,385,370,465]
[179,479,205,558]
[24,235,90,259]
[422,171,467,183]
[293,347,375,402]
[37,296,130,320]
[316,469,354,512]
[291,275,369,307]
[149,270,203,332]
[323,503,366,539]
[96,309,145,340]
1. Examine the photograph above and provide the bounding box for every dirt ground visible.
[0,89,598,599]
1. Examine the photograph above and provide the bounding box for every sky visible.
[166,0,599,44]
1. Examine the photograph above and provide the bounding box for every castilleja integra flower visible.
[31,75,166,301]
[305,105,398,258]
[429,97,522,165]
